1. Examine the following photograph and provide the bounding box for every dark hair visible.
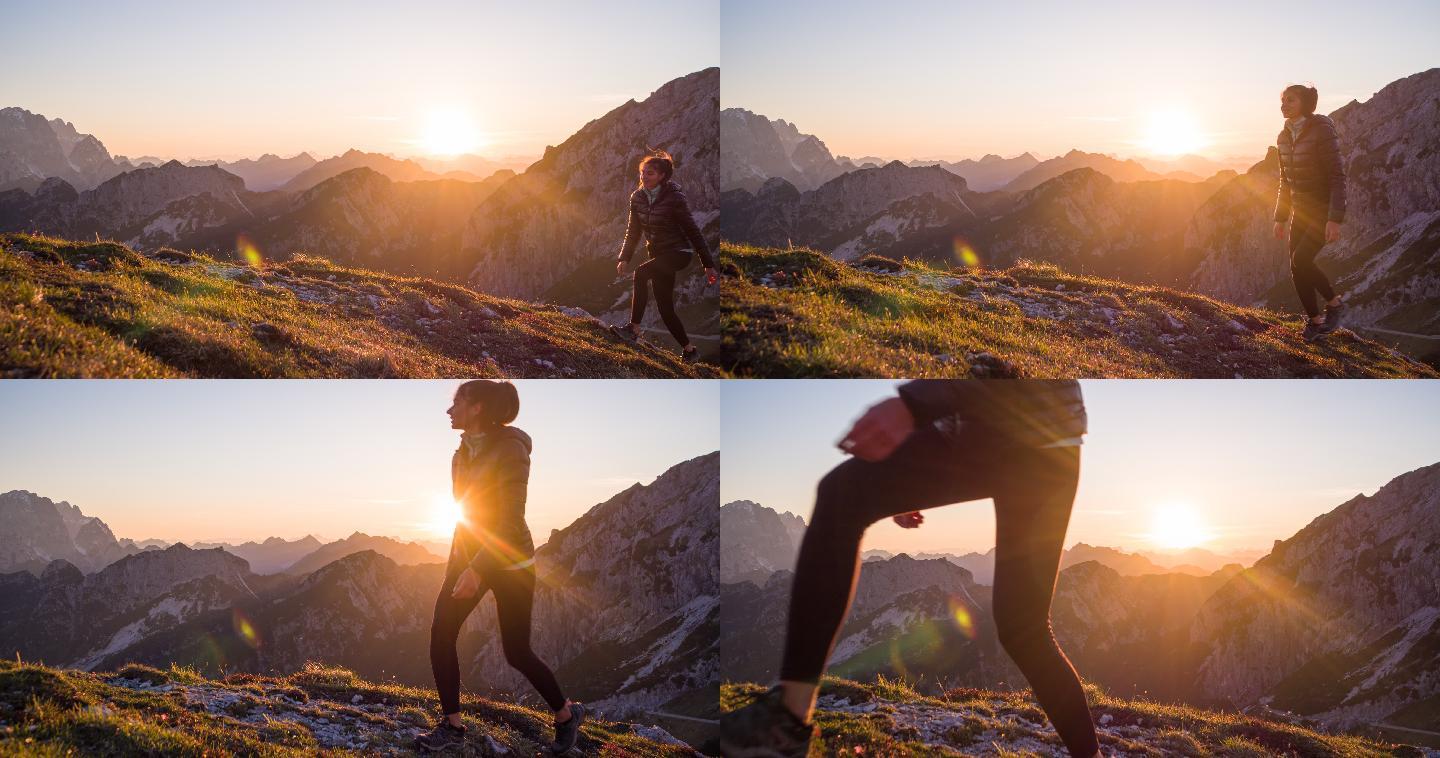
[455,380,519,426]
[1282,84,1319,116]
[637,149,675,188]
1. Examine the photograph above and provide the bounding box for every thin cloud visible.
[1065,115,1123,122]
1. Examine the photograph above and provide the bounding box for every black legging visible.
[430,529,566,715]
[631,250,692,346]
[1289,195,1336,318]
[778,423,1100,758]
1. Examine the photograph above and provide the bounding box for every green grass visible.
[1,233,717,378]
[722,678,1406,757]
[719,242,1438,378]
[0,657,693,756]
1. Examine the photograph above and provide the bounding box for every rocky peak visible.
[720,500,807,584]
[1188,459,1440,724]
[40,559,84,585]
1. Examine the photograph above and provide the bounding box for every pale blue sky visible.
[722,0,1439,162]
[0,0,719,160]
[0,380,719,544]
[721,380,1440,555]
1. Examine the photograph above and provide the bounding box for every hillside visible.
[719,243,1437,378]
[721,678,1415,757]
[0,233,715,378]
[0,658,695,756]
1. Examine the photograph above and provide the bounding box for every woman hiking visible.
[720,380,1104,758]
[612,149,719,362]
[416,380,586,754]
[1273,83,1348,342]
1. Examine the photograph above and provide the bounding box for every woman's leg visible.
[649,253,691,346]
[431,545,488,717]
[630,260,655,327]
[778,426,1010,686]
[491,564,567,711]
[991,445,1099,758]
[630,253,691,345]
[1289,203,1334,319]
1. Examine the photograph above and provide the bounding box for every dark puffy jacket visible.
[452,426,535,571]
[1274,114,1347,224]
[897,380,1087,447]
[618,179,715,268]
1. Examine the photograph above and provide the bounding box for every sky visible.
[0,0,720,161]
[721,380,1440,557]
[0,380,719,546]
[722,0,1439,164]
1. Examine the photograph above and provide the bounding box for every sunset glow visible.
[1146,503,1213,550]
[1140,108,1208,157]
[420,108,482,156]
[426,494,466,538]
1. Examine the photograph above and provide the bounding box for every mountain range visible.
[719,501,1255,588]
[0,490,443,579]
[719,460,1440,736]
[0,451,719,731]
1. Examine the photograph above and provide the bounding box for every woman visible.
[720,380,1103,758]
[613,149,719,362]
[417,380,586,754]
[1272,83,1348,342]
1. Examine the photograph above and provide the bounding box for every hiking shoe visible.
[415,718,467,752]
[610,323,641,343]
[551,702,586,754]
[1302,320,1326,342]
[681,345,700,363]
[1322,301,1345,333]
[719,686,815,758]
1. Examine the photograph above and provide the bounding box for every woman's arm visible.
[1317,120,1347,224]
[1273,142,1293,224]
[671,189,715,269]
[618,195,642,263]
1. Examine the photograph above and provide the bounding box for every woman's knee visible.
[501,638,536,668]
[993,603,1053,657]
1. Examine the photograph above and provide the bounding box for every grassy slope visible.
[720,243,1438,378]
[0,233,717,378]
[722,678,1411,758]
[0,659,693,757]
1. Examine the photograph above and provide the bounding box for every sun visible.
[1146,503,1213,550]
[424,494,466,538]
[1140,107,1208,157]
[420,108,481,156]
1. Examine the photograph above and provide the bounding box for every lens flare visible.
[952,237,980,268]
[232,607,262,650]
[237,234,263,267]
[948,595,979,640]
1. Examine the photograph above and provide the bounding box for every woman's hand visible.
[451,567,480,600]
[838,397,916,462]
[616,260,627,277]
[704,267,718,286]
[1325,221,1341,243]
[1273,222,1286,241]
[893,511,924,529]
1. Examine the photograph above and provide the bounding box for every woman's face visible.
[448,392,483,430]
[640,164,664,189]
[1280,92,1303,119]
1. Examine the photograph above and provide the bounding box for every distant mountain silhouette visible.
[280,531,442,575]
